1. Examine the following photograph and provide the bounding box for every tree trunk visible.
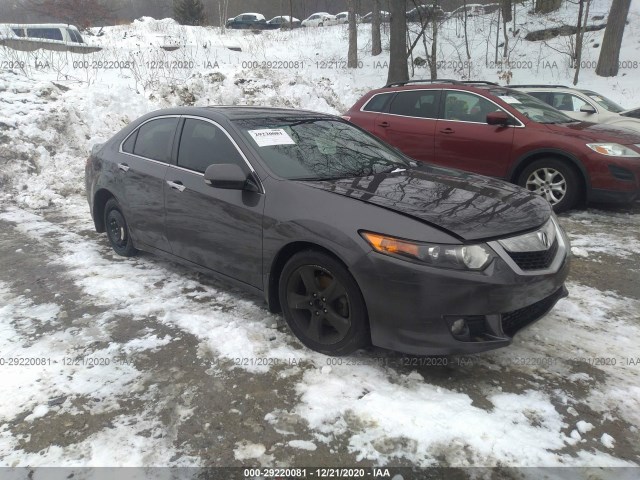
[430,0,437,79]
[501,0,512,23]
[372,0,382,56]
[535,0,561,14]
[596,0,631,77]
[387,0,408,84]
[571,0,589,79]
[348,0,358,68]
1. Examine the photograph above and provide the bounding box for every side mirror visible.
[204,163,256,191]
[486,111,511,126]
[580,104,596,114]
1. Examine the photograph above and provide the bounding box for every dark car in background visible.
[362,11,391,23]
[267,16,301,29]
[86,107,569,356]
[344,80,640,212]
[226,13,271,30]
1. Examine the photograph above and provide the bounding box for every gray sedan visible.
[85,107,570,356]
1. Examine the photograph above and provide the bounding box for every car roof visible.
[370,82,513,97]
[146,106,336,121]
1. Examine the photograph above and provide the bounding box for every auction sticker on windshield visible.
[500,96,521,104]
[248,128,296,147]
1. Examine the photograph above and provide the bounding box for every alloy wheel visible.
[285,265,351,345]
[525,167,567,205]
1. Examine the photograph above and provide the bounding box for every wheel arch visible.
[266,241,353,314]
[508,149,591,201]
[92,188,117,233]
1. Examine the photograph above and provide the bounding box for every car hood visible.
[544,121,640,144]
[300,165,551,241]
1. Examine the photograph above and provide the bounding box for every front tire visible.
[279,250,370,356]
[517,158,581,213]
[104,198,137,257]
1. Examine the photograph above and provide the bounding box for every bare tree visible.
[387,0,408,84]
[429,0,438,79]
[218,0,229,31]
[500,0,511,58]
[372,0,382,56]
[573,0,591,84]
[596,0,631,77]
[347,0,358,68]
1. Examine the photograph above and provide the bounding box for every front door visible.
[164,118,264,288]
[434,90,515,177]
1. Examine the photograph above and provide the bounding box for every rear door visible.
[434,90,515,177]
[119,116,178,252]
[373,89,440,163]
[164,117,264,288]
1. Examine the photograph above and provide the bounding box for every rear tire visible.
[517,158,581,213]
[104,198,137,257]
[279,250,370,356]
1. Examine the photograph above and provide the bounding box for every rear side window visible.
[527,92,550,104]
[388,90,440,118]
[122,130,138,154]
[177,119,245,174]
[27,28,63,41]
[12,28,25,37]
[363,93,393,113]
[133,117,178,163]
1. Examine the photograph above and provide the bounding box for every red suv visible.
[344,80,640,211]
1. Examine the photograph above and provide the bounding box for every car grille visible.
[506,237,559,271]
[501,287,565,337]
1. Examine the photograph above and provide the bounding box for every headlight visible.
[360,232,494,271]
[586,143,640,157]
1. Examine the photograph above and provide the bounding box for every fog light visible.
[450,318,466,336]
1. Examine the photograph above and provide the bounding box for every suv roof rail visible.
[509,84,569,88]
[384,79,463,88]
[460,81,500,86]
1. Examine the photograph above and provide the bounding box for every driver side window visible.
[177,119,245,174]
[443,91,501,123]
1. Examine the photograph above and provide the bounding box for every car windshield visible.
[584,92,625,113]
[234,118,412,180]
[491,89,575,124]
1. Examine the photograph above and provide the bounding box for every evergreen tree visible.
[173,0,205,26]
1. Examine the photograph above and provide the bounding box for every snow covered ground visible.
[1,0,639,471]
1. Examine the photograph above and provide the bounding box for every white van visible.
[0,23,101,52]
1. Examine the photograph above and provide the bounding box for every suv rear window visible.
[133,118,178,163]
[388,90,439,118]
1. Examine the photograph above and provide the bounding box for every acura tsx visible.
[85,106,570,356]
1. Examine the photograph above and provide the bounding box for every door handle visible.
[166,180,186,192]
[377,121,390,128]
[117,163,130,172]
[439,128,455,134]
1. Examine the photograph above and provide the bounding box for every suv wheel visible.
[518,159,580,213]
[104,198,137,257]
[279,250,370,356]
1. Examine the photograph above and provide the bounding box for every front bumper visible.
[586,154,640,204]
[350,228,570,356]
